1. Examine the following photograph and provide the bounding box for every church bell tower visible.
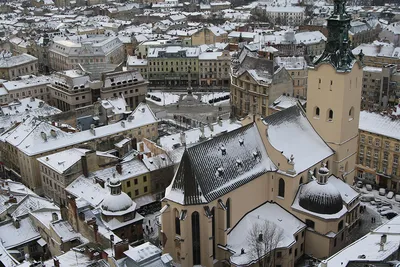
[306,0,363,184]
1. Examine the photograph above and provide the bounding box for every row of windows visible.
[313,107,354,121]
[126,176,147,187]
[127,186,148,197]
[360,135,400,151]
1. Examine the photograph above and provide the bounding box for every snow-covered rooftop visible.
[227,202,306,266]
[1,102,157,156]
[322,215,400,267]
[37,148,89,174]
[263,105,334,174]
[359,111,400,140]
[0,216,40,249]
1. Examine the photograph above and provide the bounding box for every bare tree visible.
[246,221,284,267]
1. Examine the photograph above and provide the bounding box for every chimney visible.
[138,154,143,161]
[380,234,387,251]
[53,257,60,267]
[93,222,99,243]
[114,241,129,260]
[81,155,89,178]
[8,195,17,204]
[13,217,20,229]
[116,164,122,175]
[131,138,137,151]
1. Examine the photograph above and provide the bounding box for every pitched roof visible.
[165,123,276,205]
[263,105,334,173]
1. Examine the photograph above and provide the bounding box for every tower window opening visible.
[328,109,334,121]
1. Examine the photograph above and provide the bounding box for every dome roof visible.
[299,180,343,215]
[101,192,136,214]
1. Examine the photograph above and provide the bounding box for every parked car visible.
[379,188,386,196]
[377,206,391,213]
[376,202,392,208]
[381,210,398,220]
[387,191,395,199]
[360,194,375,202]
[366,184,373,191]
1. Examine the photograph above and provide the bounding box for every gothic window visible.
[192,212,201,265]
[328,109,334,121]
[349,107,354,120]
[226,198,231,229]
[278,178,285,198]
[175,209,181,235]
[315,106,320,117]
[299,176,303,185]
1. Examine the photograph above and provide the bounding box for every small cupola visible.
[317,163,330,184]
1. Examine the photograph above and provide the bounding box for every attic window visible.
[216,167,224,177]
[149,159,153,164]
[236,159,243,168]
[220,145,226,155]
[239,138,244,146]
[253,151,260,160]
[161,155,166,161]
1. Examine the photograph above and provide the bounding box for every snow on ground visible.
[143,212,161,242]
[357,186,400,222]
[146,92,180,106]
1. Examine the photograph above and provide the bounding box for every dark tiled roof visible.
[169,123,276,205]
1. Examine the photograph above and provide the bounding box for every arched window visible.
[192,212,201,265]
[313,168,317,177]
[226,198,231,229]
[278,178,285,198]
[305,219,315,229]
[315,106,320,117]
[338,220,344,231]
[175,209,181,235]
[299,176,303,185]
[326,160,329,169]
[328,109,334,121]
[349,107,354,120]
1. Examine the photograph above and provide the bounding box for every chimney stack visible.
[131,138,137,151]
[81,155,89,178]
[53,257,60,267]
[380,234,387,251]
[116,164,122,175]
[13,217,20,229]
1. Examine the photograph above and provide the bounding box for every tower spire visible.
[313,0,356,71]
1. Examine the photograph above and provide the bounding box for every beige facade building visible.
[161,3,363,266]
[0,103,159,194]
[199,50,231,87]
[361,64,400,110]
[0,53,38,80]
[230,45,294,117]
[357,110,400,192]
[1,76,51,104]
[48,36,124,71]
[191,26,228,46]
[275,56,308,98]
[48,69,148,112]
